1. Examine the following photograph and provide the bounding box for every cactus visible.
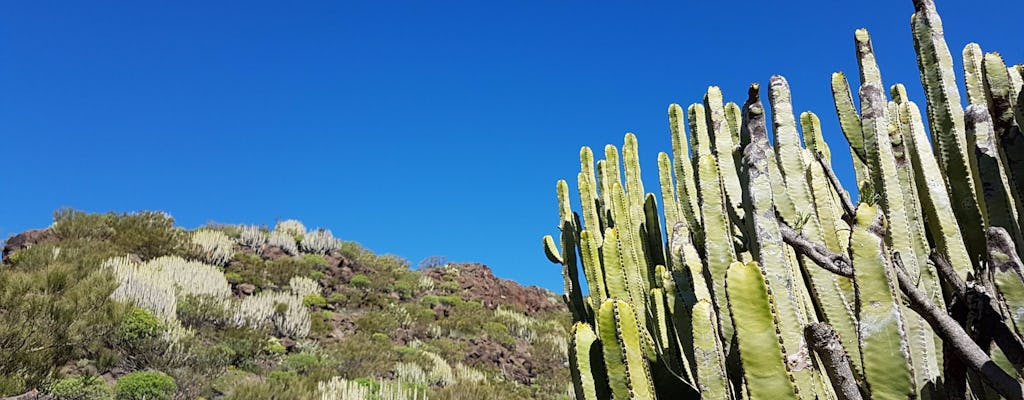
[849,205,915,399]
[724,261,799,399]
[191,229,235,266]
[547,1,1024,398]
[299,228,342,255]
[267,230,300,256]
[275,219,307,237]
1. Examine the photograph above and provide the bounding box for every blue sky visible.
[1,1,1021,292]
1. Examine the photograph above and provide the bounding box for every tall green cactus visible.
[547,1,1024,398]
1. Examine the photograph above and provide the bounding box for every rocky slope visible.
[0,210,572,399]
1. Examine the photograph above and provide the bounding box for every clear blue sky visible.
[1,1,1021,291]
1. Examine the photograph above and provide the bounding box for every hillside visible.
[0,210,572,399]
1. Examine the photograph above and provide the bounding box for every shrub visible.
[264,257,315,287]
[46,376,113,400]
[303,294,327,308]
[350,274,371,288]
[0,242,126,393]
[224,370,315,400]
[302,254,327,267]
[224,272,243,284]
[266,337,287,355]
[114,371,176,400]
[285,353,322,374]
[51,209,185,259]
[439,281,461,292]
[118,308,163,343]
[52,209,115,241]
[108,212,185,260]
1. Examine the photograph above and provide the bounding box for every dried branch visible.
[815,151,856,223]
[783,222,1024,399]
[929,251,1024,376]
[777,220,853,277]
[805,323,864,400]
[892,255,1023,400]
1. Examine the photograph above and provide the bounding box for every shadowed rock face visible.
[2,228,57,262]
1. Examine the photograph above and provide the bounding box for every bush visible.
[303,294,327,308]
[46,376,113,400]
[302,254,327,267]
[223,370,314,400]
[109,212,185,260]
[0,241,126,393]
[118,308,163,343]
[114,371,176,400]
[350,274,371,288]
[51,209,185,260]
[284,353,321,374]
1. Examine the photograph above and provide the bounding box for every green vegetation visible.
[547,1,1024,399]
[114,371,176,400]
[1,213,570,399]
[46,376,113,400]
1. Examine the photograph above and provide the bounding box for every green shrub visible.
[46,376,113,400]
[52,209,114,241]
[51,209,186,260]
[332,333,398,378]
[223,370,315,400]
[284,353,321,374]
[302,254,327,267]
[118,308,162,342]
[114,371,176,400]
[390,280,413,298]
[108,211,185,260]
[327,293,347,304]
[371,332,390,343]
[350,274,371,288]
[356,312,400,335]
[223,272,243,284]
[266,337,287,355]
[483,322,515,347]
[302,294,327,308]
[0,241,126,392]
[439,281,461,292]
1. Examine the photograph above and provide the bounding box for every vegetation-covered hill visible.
[0,209,572,399]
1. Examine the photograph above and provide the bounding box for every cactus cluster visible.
[318,376,427,400]
[300,228,342,255]
[232,289,312,338]
[267,230,300,255]
[289,275,322,299]
[276,219,308,237]
[545,1,1024,398]
[238,225,267,253]
[191,229,235,266]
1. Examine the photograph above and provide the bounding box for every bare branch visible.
[805,323,864,400]
[777,219,853,277]
[785,226,1024,399]
[815,151,856,223]
[893,255,1024,400]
